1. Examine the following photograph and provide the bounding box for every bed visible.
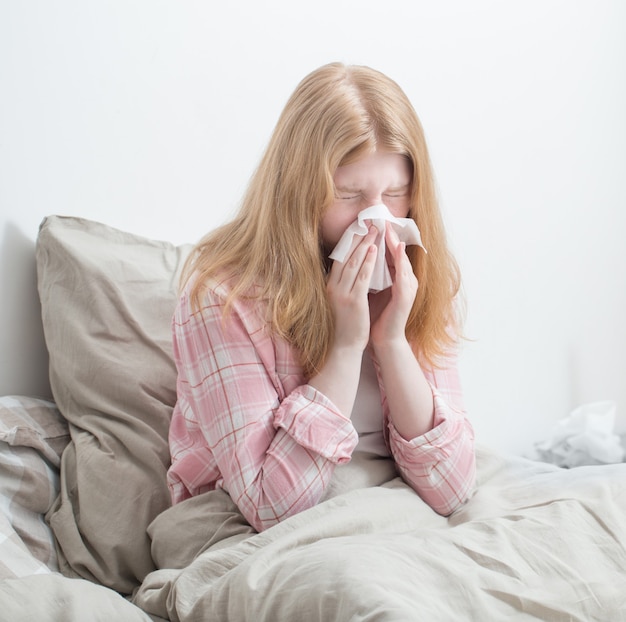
[1,215,625,621]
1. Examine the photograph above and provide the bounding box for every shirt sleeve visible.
[169,284,358,531]
[383,352,476,516]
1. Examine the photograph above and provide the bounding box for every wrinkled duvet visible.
[2,447,626,622]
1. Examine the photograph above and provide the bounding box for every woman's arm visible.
[308,225,378,417]
[170,283,358,531]
[371,339,434,439]
[379,354,476,516]
[369,225,434,439]
[369,225,476,514]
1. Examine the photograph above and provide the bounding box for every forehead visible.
[333,151,412,188]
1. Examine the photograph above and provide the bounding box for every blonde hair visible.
[183,62,462,376]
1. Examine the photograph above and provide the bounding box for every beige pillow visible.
[36,215,191,594]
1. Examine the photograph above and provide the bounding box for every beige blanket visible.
[3,447,626,621]
[131,447,626,621]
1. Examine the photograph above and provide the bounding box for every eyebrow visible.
[335,183,411,193]
[385,183,411,192]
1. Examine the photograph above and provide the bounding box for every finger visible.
[393,241,419,301]
[347,225,378,262]
[352,242,378,295]
[384,223,402,253]
[326,243,378,314]
[394,241,414,278]
[339,239,378,295]
[331,226,378,286]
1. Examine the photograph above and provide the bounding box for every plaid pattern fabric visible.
[168,279,475,531]
[0,396,69,578]
[0,512,51,579]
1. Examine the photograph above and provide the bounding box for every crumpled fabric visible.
[534,401,625,467]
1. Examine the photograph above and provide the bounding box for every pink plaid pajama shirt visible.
[167,278,476,532]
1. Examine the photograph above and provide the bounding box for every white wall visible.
[1,0,625,456]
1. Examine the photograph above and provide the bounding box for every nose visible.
[365,196,386,209]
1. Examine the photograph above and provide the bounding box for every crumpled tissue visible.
[534,401,625,468]
[329,204,426,293]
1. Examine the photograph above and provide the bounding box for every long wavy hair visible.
[182,62,462,377]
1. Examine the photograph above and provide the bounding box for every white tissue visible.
[534,401,625,468]
[328,204,426,293]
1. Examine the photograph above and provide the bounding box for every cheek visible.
[321,204,359,248]
[385,197,411,219]
[321,217,353,249]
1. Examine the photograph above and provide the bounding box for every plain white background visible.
[1,0,625,455]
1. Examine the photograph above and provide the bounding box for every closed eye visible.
[383,185,411,198]
[384,192,408,198]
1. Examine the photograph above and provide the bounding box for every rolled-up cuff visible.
[274,385,359,464]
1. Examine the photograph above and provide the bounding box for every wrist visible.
[330,336,367,359]
[370,335,412,359]
[309,343,364,419]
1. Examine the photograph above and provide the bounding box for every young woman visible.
[167,62,476,532]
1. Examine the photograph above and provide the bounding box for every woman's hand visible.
[368,224,433,439]
[369,223,418,350]
[325,225,378,353]
[308,226,378,418]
